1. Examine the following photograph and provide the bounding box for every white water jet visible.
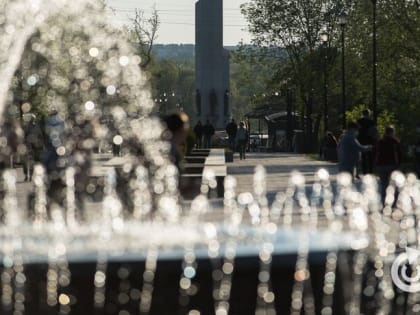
[1,0,418,314]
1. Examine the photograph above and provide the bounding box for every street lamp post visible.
[320,31,329,132]
[372,0,378,123]
[173,92,184,112]
[155,92,168,114]
[339,12,347,130]
[286,88,293,151]
[163,92,168,113]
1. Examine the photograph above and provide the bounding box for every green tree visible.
[241,0,344,140]
[148,59,196,120]
[241,0,420,150]
[341,1,420,144]
[345,104,396,137]
[230,44,279,121]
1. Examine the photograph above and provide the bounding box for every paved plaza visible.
[197,152,338,222]
[10,152,338,220]
[227,152,337,197]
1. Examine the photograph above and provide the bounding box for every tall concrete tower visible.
[195,0,230,129]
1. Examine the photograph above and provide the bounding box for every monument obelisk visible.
[195,0,230,129]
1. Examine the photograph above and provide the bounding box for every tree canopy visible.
[241,0,420,149]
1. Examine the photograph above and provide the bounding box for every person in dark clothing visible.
[236,122,248,160]
[193,121,203,148]
[415,124,420,178]
[375,126,402,198]
[225,119,237,151]
[69,118,96,216]
[0,120,23,220]
[357,109,377,174]
[0,120,22,173]
[43,109,66,208]
[164,112,189,172]
[337,122,372,177]
[203,120,215,149]
[22,113,45,181]
[0,120,23,171]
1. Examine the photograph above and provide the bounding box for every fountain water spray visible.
[1,0,418,314]
[253,165,276,314]
[289,171,316,315]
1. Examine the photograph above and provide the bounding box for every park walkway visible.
[227,152,337,197]
[10,152,338,221]
[193,152,338,222]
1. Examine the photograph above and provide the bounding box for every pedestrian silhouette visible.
[338,121,372,177]
[203,120,215,149]
[225,119,237,151]
[357,109,377,174]
[193,120,203,148]
[375,126,402,199]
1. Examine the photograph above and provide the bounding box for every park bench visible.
[184,156,206,164]
[90,148,227,201]
[192,148,210,154]
[89,155,134,201]
[182,162,204,174]
[204,148,225,165]
[180,148,226,199]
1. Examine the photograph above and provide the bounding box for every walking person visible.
[236,122,248,160]
[193,120,203,149]
[0,120,23,172]
[337,122,372,177]
[375,126,402,199]
[225,119,237,151]
[357,109,378,174]
[69,118,96,216]
[0,120,23,216]
[164,113,195,197]
[415,124,420,178]
[22,113,44,181]
[203,120,215,149]
[164,113,189,172]
[43,108,66,207]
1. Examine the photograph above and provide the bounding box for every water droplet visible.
[290,171,305,186]
[106,85,116,95]
[317,168,329,181]
[113,135,123,145]
[59,294,70,305]
[119,56,129,66]
[238,192,253,205]
[27,74,38,86]
[84,101,95,111]
[89,47,99,57]
[184,266,196,279]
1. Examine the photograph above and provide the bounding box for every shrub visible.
[345,104,396,137]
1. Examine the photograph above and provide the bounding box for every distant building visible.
[195,0,230,129]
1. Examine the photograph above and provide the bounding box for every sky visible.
[106,0,251,45]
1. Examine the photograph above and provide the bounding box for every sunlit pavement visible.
[11,152,339,221]
[228,152,338,197]
[183,152,339,223]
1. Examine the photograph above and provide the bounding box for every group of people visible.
[337,109,402,196]
[193,120,215,149]
[225,119,249,160]
[192,118,249,160]
[0,110,66,183]
[21,109,67,183]
[0,108,95,214]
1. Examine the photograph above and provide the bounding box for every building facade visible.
[195,0,230,129]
